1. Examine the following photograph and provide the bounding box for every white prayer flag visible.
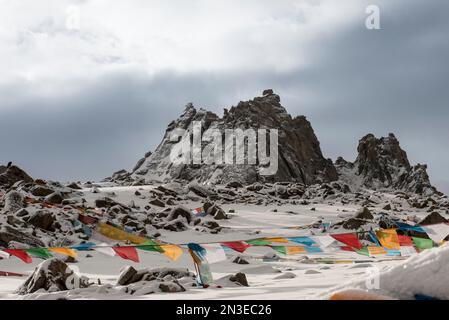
[422,223,449,243]
[201,243,227,264]
[93,243,116,257]
[311,235,336,248]
[400,246,417,257]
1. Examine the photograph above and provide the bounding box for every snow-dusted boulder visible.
[16,258,89,295]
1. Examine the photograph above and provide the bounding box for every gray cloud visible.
[0,0,448,195]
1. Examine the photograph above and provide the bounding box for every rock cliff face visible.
[335,133,438,195]
[131,90,338,185]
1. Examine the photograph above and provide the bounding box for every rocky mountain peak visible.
[336,133,438,195]
[130,90,338,185]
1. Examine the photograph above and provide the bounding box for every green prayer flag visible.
[356,247,370,256]
[246,239,271,246]
[26,248,53,259]
[412,237,434,250]
[136,240,164,253]
[271,246,287,255]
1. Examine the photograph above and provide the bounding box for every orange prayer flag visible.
[161,244,183,261]
[49,248,78,259]
[286,246,306,255]
[263,237,289,243]
[376,229,400,250]
[367,246,387,255]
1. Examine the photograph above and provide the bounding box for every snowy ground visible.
[0,185,432,300]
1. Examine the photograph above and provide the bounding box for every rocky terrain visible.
[1,90,447,299]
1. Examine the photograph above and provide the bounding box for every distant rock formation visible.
[131,90,338,185]
[0,165,33,188]
[335,133,438,195]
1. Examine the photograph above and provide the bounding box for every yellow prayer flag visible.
[286,246,306,255]
[49,248,77,259]
[376,229,400,250]
[98,222,147,244]
[263,237,289,243]
[367,246,387,255]
[161,244,183,261]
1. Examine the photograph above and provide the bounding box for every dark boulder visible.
[419,212,447,226]
[30,185,55,197]
[28,210,55,230]
[229,273,249,287]
[44,192,64,205]
[0,225,45,247]
[167,206,193,223]
[0,165,33,187]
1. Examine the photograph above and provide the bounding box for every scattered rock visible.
[354,207,374,220]
[229,272,249,287]
[30,185,55,197]
[233,256,249,264]
[1,191,25,214]
[44,192,64,205]
[16,258,89,295]
[28,210,55,231]
[419,212,447,226]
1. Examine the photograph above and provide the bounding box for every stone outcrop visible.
[131,90,337,185]
[336,133,438,195]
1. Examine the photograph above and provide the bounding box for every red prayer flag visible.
[3,249,32,264]
[398,235,413,246]
[331,233,363,250]
[113,247,140,263]
[78,214,98,225]
[220,241,251,253]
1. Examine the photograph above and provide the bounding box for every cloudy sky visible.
[0,0,448,193]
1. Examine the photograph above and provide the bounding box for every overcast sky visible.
[0,0,448,193]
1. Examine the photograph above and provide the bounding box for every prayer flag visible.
[395,222,425,233]
[70,242,95,251]
[310,235,335,248]
[263,237,289,243]
[97,222,148,244]
[220,242,251,253]
[161,244,183,261]
[271,246,287,255]
[287,236,316,246]
[3,249,32,264]
[376,229,400,250]
[412,237,434,250]
[421,223,449,243]
[304,246,322,253]
[367,246,386,255]
[78,214,98,225]
[201,244,227,264]
[191,207,207,217]
[93,243,116,257]
[49,248,77,259]
[136,239,164,253]
[398,235,413,247]
[356,247,370,256]
[331,233,363,250]
[287,246,306,255]
[400,246,417,257]
[113,246,139,263]
[26,248,53,259]
[245,239,271,246]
